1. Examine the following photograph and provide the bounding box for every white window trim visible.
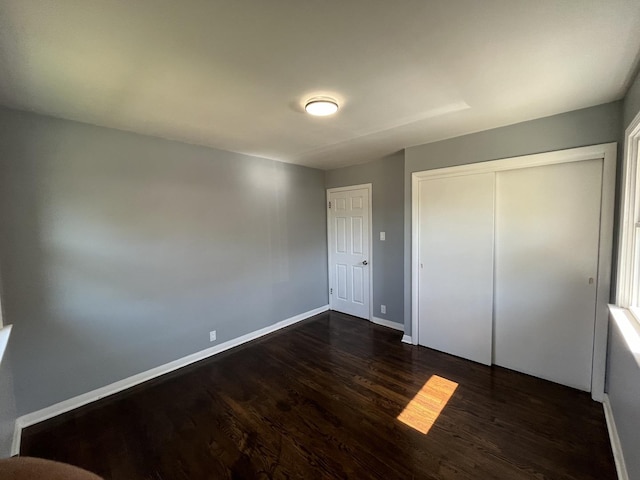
[616,109,640,310]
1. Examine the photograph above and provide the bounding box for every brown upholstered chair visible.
[0,456,102,479]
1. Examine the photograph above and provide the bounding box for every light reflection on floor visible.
[397,375,458,434]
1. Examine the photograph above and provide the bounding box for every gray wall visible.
[607,68,640,480]
[325,152,404,326]
[404,101,623,337]
[606,315,640,480]
[0,107,328,415]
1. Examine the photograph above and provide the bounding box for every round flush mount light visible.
[305,97,339,116]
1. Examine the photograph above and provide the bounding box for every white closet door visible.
[418,173,494,365]
[494,159,602,391]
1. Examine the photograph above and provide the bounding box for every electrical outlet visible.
[381,305,386,314]
[380,231,386,241]
[210,330,217,342]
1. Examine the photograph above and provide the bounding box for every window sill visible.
[0,324,12,365]
[608,305,640,369]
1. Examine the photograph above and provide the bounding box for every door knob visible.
[362,260,368,265]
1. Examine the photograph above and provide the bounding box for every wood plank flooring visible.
[21,311,616,479]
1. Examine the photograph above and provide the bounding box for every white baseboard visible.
[371,317,404,331]
[603,394,629,480]
[11,304,329,455]
[401,335,413,344]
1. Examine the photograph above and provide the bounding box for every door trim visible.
[327,184,373,321]
[411,143,616,401]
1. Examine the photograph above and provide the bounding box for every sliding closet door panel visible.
[418,173,494,365]
[494,159,602,391]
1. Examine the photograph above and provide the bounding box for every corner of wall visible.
[623,65,640,129]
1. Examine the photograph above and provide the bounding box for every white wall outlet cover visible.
[381,305,386,314]
[380,232,386,241]
[210,330,217,342]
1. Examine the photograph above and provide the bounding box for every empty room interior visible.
[1,1,640,479]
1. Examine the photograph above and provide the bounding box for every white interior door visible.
[494,159,603,391]
[328,187,371,319]
[418,173,495,365]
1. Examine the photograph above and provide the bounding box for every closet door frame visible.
[411,142,616,401]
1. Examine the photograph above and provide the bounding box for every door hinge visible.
[330,288,333,294]
[328,201,331,209]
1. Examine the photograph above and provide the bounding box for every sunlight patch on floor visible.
[397,375,458,434]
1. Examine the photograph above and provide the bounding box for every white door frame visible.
[411,143,616,401]
[327,184,373,321]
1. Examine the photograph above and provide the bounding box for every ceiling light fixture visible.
[305,97,339,116]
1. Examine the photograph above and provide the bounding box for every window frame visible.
[616,109,640,313]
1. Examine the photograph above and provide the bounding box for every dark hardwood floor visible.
[21,311,616,479]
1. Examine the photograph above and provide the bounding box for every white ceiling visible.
[1,1,639,170]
